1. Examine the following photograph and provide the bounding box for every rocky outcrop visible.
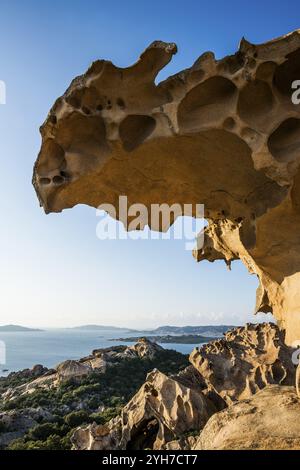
[190,322,295,404]
[33,31,300,344]
[123,337,163,359]
[56,360,92,382]
[72,369,216,450]
[72,323,297,450]
[1,339,165,401]
[56,339,162,382]
[0,407,53,448]
[194,385,300,450]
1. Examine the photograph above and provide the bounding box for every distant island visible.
[110,334,218,344]
[0,324,42,332]
[68,324,137,332]
[137,325,235,337]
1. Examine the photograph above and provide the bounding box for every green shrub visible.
[64,410,90,428]
[28,422,61,440]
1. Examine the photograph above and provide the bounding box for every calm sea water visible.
[0,328,201,376]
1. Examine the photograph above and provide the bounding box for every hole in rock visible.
[39,177,51,185]
[237,80,274,126]
[117,98,125,109]
[178,76,237,131]
[52,175,65,185]
[256,61,277,82]
[127,418,160,450]
[273,48,300,96]
[268,118,300,162]
[119,115,156,151]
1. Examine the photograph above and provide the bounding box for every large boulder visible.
[194,385,300,450]
[190,322,295,404]
[56,360,92,382]
[72,369,216,450]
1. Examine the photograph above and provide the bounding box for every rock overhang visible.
[33,31,300,344]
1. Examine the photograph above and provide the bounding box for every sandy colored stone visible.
[124,337,164,359]
[56,359,92,382]
[72,369,216,450]
[194,385,300,450]
[190,322,295,404]
[33,32,300,344]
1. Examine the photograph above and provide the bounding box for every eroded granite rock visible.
[189,322,295,404]
[72,369,216,450]
[194,385,300,450]
[33,31,300,344]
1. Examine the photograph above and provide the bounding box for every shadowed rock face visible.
[33,32,300,344]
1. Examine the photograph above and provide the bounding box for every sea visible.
[0,328,202,377]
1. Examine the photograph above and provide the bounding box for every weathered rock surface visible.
[72,369,216,450]
[33,31,300,344]
[0,407,53,448]
[190,322,295,404]
[71,323,298,450]
[194,385,300,450]
[123,337,164,359]
[56,360,92,382]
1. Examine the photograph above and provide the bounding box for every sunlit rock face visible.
[33,31,300,344]
[193,385,300,450]
[71,369,217,450]
[190,322,295,404]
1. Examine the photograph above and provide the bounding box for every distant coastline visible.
[110,334,219,344]
[67,324,137,332]
[0,324,42,332]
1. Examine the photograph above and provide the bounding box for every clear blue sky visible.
[0,0,297,328]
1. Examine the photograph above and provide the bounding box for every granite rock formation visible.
[72,369,216,450]
[190,322,295,404]
[56,360,92,383]
[194,385,300,450]
[33,31,300,344]
[72,323,297,450]
[124,337,164,359]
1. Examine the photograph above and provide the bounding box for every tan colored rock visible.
[72,369,216,450]
[124,337,163,359]
[194,385,300,450]
[33,32,300,344]
[72,421,121,451]
[56,359,92,382]
[190,322,295,405]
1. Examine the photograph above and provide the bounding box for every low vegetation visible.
[0,349,189,450]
